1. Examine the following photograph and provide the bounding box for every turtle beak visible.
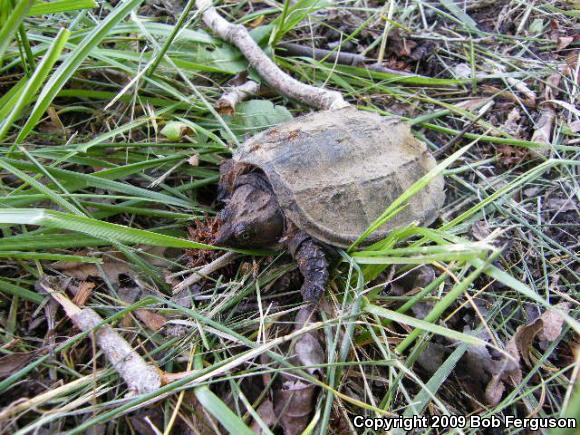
[214,226,233,247]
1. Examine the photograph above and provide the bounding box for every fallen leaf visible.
[530,106,556,156]
[454,97,493,111]
[460,329,522,406]
[0,352,36,379]
[538,302,570,342]
[135,309,167,331]
[248,15,265,28]
[543,73,561,101]
[497,144,530,167]
[514,318,544,366]
[390,266,436,319]
[71,281,95,307]
[569,120,580,133]
[416,343,447,375]
[273,307,324,434]
[502,107,523,138]
[274,379,318,435]
[545,197,577,213]
[557,36,574,51]
[512,302,570,367]
[484,374,505,406]
[251,400,277,434]
[53,255,131,284]
[471,220,492,241]
[294,333,324,376]
[453,63,472,79]
[507,77,537,107]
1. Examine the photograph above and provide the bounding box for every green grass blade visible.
[0,278,44,303]
[396,249,502,353]
[0,27,70,141]
[0,208,216,250]
[28,0,97,16]
[0,0,34,61]
[195,386,255,435]
[15,0,144,143]
[0,251,102,263]
[362,300,485,347]
[437,0,480,34]
[401,343,468,420]
[2,157,194,209]
[0,157,84,215]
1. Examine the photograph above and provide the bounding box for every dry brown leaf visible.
[274,379,318,435]
[514,318,544,366]
[497,144,530,167]
[294,333,324,376]
[52,247,169,283]
[538,302,570,342]
[271,308,324,434]
[461,329,522,406]
[454,97,493,111]
[484,374,505,406]
[251,400,277,434]
[507,77,537,107]
[72,281,95,307]
[471,220,492,241]
[531,106,556,145]
[557,36,574,51]
[0,352,36,379]
[483,337,522,406]
[417,343,447,375]
[545,197,577,213]
[512,302,569,368]
[135,309,167,331]
[544,73,561,101]
[53,255,131,284]
[502,107,523,138]
[248,15,265,28]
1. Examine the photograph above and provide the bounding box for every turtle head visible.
[215,172,284,249]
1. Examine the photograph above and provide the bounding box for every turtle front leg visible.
[287,232,329,307]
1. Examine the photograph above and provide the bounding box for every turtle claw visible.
[289,234,329,307]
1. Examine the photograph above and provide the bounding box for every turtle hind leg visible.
[287,233,329,306]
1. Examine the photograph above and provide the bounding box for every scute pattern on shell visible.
[234,107,445,247]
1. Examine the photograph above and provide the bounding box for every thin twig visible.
[39,277,162,395]
[195,0,349,110]
[277,42,366,66]
[172,251,239,294]
[277,42,416,77]
[215,80,260,113]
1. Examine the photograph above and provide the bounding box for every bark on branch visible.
[196,0,349,110]
[39,277,162,395]
[216,80,260,114]
[172,251,238,294]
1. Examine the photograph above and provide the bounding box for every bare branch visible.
[277,42,417,77]
[40,278,162,395]
[195,0,349,110]
[172,251,239,294]
[216,80,260,114]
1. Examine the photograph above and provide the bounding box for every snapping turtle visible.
[215,107,445,306]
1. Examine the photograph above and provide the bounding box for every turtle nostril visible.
[214,232,227,246]
[214,226,232,246]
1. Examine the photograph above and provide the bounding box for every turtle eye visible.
[234,224,251,241]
